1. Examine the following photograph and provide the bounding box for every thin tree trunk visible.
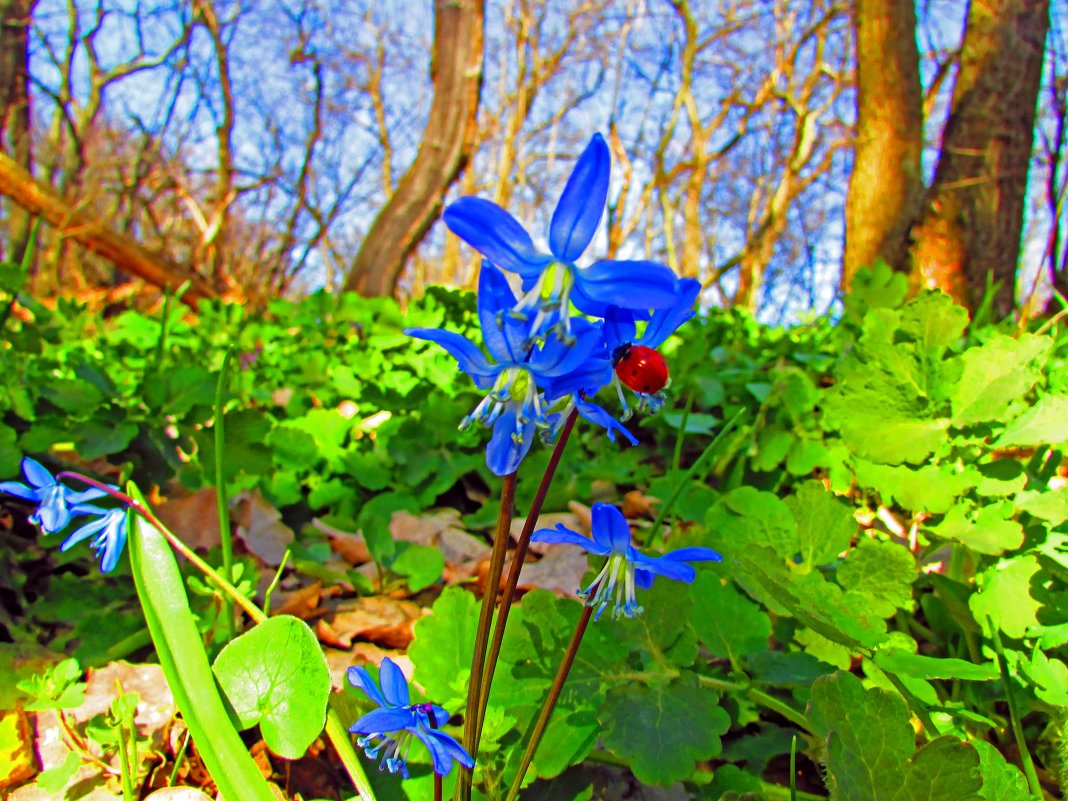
[0,151,217,304]
[344,0,485,296]
[0,0,36,265]
[913,0,1050,316]
[842,0,924,286]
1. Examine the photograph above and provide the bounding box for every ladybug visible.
[612,343,669,394]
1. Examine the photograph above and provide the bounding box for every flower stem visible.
[991,622,1043,797]
[696,675,814,734]
[458,471,517,801]
[504,595,595,801]
[213,346,236,639]
[473,408,578,752]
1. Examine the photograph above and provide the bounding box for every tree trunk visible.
[0,0,36,265]
[0,151,218,305]
[344,0,485,295]
[842,0,924,286]
[912,0,1050,316]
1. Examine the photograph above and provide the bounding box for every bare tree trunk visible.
[913,0,1050,316]
[0,151,217,304]
[842,0,923,285]
[0,0,36,265]
[344,0,485,296]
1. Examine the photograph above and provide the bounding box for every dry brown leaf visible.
[0,708,35,789]
[318,519,372,565]
[316,596,425,650]
[323,643,407,689]
[509,512,584,555]
[144,789,214,801]
[154,487,220,552]
[233,490,294,566]
[82,663,175,745]
[622,490,660,519]
[268,581,325,619]
[391,509,489,565]
[567,501,593,534]
[516,545,587,598]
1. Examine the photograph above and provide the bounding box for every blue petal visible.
[0,481,39,502]
[444,198,552,279]
[591,503,631,554]
[414,725,475,775]
[379,658,411,707]
[347,665,388,707]
[603,307,638,354]
[21,457,55,490]
[528,322,602,379]
[406,328,499,389]
[531,524,609,555]
[542,358,613,401]
[485,404,536,476]
[477,263,529,364]
[575,399,638,445]
[573,260,679,314]
[429,704,450,727]
[66,486,110,505]
[549,133,610,261]
[640,278,700,349]
[663,546,723,564]
[631,550,697,583]
[349,706,416,735]
[95,512,128,573]
[60,513,109,550]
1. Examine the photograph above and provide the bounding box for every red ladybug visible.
[613,343,669,394]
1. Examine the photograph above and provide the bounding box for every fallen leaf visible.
[82,663,175,746]
[509,512,584,555]
[324,644,406,689]
[316,597,425,650]
[154,488,220,552]
[0,708,34,789]
[144,789,214,800]
[392,509,489,564]
[233,490,294,566]
[517,545,587,598]
[267,581,325,619]
[622,490,660,519]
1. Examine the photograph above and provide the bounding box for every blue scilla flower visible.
[532,502,722,620]
[0,457,108,534]
[60,506,128,574]
[406,263,605,475]
[443,133,680,339]
[348,657,474,780]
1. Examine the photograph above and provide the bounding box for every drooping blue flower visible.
[0,457,108,534]
[406,262,607,475]
[60,506,129,573]
[348,657,474,779]
[532,502,722,620]
[443,133,680,338]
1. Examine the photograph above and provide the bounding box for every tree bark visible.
[0,151,217,304]
[842,0,924,286]
[344,0,485,295]
[912,0,1050,316]
[0,0,36,265]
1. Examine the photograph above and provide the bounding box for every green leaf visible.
[996,394,1068,447]
[705,488,799,561]
[1014,488,1068,524]
[0,425,20,477]
[356,492,416,563]
[930,502,1024,555]
[970,555,1043,639]
[212,615,330,759]
[843,262,909,325]
[35,751,82,794]
[267,426,321,470]
[836,539,915,618]
[74,420,138,459]
[872,649,998,681]
[949,333,1049,424]
[973,740,1031,801]
[808,672,981,801]
[390,543,444,592]
[853,460,976,515]
[785,482,856,567]
[690,573,770,665]
[40,377,105,414]
[408,587,478,707]
[600,675,729,786]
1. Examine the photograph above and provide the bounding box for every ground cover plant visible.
[1,139,1068,801]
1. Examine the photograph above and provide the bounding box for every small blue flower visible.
[60,506,128,573]
[532,502,722,620]
[348,657,474,779]
[0,457,108,534]
[406,262,607,475]
[443,133,680,338]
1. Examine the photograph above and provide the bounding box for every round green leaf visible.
[213,615,331,759]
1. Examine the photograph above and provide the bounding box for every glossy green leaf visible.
[213,615,331,759]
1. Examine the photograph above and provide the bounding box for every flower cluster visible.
[348,657,474,779]
[533,503,722,620]
[408,133,699,475]
[0,457,127,573]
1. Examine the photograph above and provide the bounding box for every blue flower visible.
[60,506,129,573]
[532,502,722,620]
[406,263,606,475]
[0,457,108,534]
[348,657,474,779]
[443,133,680,338]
